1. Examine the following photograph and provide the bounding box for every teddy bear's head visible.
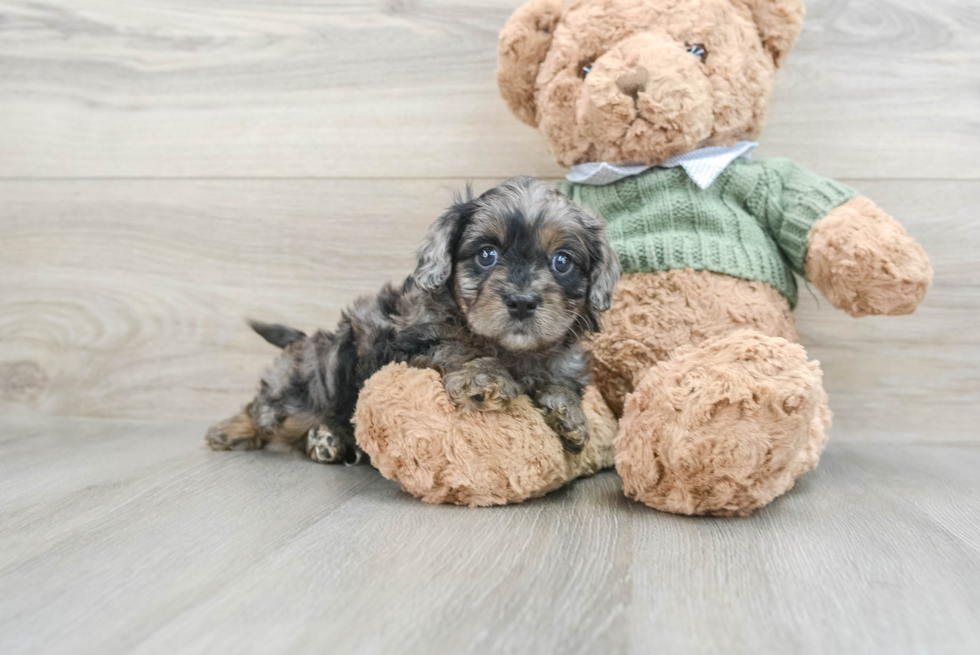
[497,0,804,167]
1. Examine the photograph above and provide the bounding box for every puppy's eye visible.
[477,246,498,269]
[687,44,707,62]
[551,251,573,275]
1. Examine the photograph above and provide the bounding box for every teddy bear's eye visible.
[578,58,596,79]
[687,44,707,62]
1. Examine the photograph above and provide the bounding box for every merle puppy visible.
[206,177,620,464]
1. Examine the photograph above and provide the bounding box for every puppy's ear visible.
[731,0,804,67]
[414,190,474,291]
[588,237,620,315]
[496,0,564,127]
[578,208,620,319]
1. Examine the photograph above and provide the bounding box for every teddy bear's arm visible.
[758,158,932,317]
[804,196,933,317]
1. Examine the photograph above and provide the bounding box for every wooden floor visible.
[1,1,979,653]
[2,416,979,655]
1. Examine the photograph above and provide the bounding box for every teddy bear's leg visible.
[589,270,801,417]
[615,329,831,516]
[354,363,618,506]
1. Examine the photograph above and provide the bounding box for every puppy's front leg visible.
[535,385,590,454]
[443,357,522,412]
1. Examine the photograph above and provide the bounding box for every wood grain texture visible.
[1,0,978,179]
[0,416,978,655]
[1,1,978,652]
[2,178,977,441]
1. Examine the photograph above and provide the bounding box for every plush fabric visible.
[489,0,932,515]
[805,197,933,317]
[616,329,831,516]
[348,0,934,515]
[587,268,800,417]
[557,158,858,307]
[355,363,617,506]
[497,0,804,167]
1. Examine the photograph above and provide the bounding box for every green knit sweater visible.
[556,157,858,308]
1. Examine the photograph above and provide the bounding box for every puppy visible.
[205,177,620,464]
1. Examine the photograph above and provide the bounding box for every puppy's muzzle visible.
[506,293,540,320]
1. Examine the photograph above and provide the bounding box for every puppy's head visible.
[414,177,620,351]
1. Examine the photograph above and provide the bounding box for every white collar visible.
[566,141,759,189]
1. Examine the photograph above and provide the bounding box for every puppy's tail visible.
[248,320,307,349]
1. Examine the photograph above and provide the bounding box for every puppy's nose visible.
[506,293,540,320]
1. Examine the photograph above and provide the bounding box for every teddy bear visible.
[355,0,933,515]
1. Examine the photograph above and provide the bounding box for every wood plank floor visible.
[2,0,979,653]
[1,416,979,655]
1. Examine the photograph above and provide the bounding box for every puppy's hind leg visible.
[205,403,267,451]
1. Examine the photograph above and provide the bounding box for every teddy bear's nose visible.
[616,67,650,99]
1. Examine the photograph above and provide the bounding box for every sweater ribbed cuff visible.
[776,177,858,278]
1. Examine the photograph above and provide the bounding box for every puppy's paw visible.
[443,359,522,412]
[546,410,590,454]
[205,413,265,451]
[306,426,368,465]
[537,388,591,454]
[306,426,345,464]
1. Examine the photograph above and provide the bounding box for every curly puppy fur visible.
[206,177,620,464]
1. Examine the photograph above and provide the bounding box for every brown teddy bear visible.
[356,0,933,514]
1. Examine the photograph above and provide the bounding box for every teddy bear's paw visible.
[806,196,933,317]
[306,426,366,466]
[443,359,522,412]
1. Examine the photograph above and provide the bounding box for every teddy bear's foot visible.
[354,363,618,506]
[615,330,831,516]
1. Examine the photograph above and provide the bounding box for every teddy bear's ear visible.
[731,0,805,67]
[496,0,565,127]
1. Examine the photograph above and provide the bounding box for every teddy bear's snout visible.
[615,68,650,99]
[576,32,714,161]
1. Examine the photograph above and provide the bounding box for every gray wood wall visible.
[1,0,978,443]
